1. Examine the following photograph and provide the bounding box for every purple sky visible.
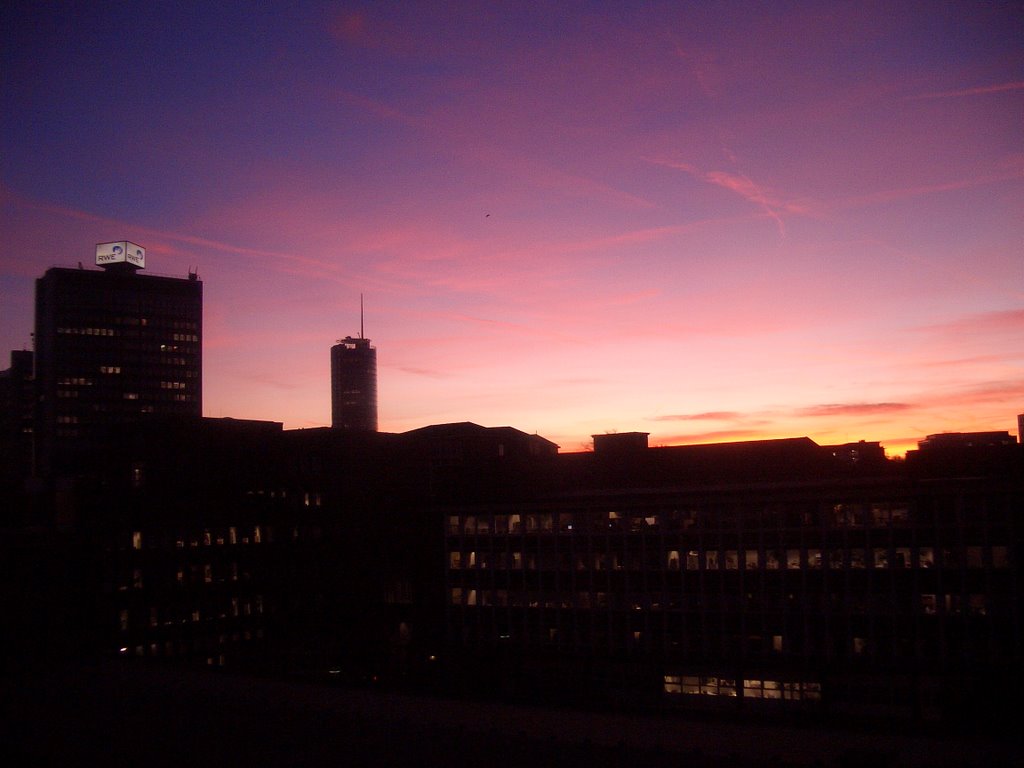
[2,2,1022,454]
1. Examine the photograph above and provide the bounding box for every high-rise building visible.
[34,242,202,475]
[330,335,377,431]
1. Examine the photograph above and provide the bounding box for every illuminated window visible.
[705,551,719,570]
[744,550,759,569]
[872,548,888,568]
[667,550,680,570]
[786,549,801,569]
[253,526,262,544]
[449,551,462,569]
[724,551,738,570]
[686,551,699,570]
[992,546,1010,569]
[918,547,934,568]
[966,546,983,568]
[968,594,987,615]
[228,527,237,545]
[131,531,142,550]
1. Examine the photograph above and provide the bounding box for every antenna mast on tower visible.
[360,293,364,339]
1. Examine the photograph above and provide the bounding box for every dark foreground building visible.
[443,432,1023,728]
[33,244,201,476]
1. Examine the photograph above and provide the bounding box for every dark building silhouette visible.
[443,431,1023,727]
[5,250,1022,737]
[0,350,35,509]
[331,335,377,431]
[33,243,201,475]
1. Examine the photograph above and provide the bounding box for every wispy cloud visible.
[798,402,912,418]
[917,308,1024,336]
[651,411,744,421]
[658,428,770,444]
[396,366,451,379]
[840,166,1024,208]
[649,158,815,237]
[910,81,1024,100]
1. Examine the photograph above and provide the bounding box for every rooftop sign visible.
[96,241,145,269]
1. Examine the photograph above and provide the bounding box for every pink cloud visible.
[652,411,744,422]
[910,81,1024,100]
[797,402,913,418]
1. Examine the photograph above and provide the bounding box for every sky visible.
[2,1,1022,455]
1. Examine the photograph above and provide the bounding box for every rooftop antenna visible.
[360,293,364,339]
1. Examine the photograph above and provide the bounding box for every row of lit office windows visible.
[119,596,264,631]
[447,505,922,536]
[57,326,115,336]
[663,675,821,701]
[447,545,1011,571]
[132,527,266,550]
[447,587,994,615]
[57,389,195,402]
[118,628,264,662]
[120,562,256,591]
[60,317,197,329]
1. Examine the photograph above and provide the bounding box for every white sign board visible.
[96,241,145,269]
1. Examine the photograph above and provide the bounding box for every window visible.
[131,531,142,550]
[992,546,1010,569]
[786,549,801,569]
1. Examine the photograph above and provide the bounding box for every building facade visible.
[34,247,201,475]
[330,336,377,431]
[443,434,1022,727]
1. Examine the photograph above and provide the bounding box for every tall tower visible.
[34,242,202,475]
[330,298,377,431]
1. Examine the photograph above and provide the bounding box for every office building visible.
[331,335,377,431]
[444,432,1023,727]
[33,242,202,475]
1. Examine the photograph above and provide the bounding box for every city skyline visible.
[2,3,1022,455]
